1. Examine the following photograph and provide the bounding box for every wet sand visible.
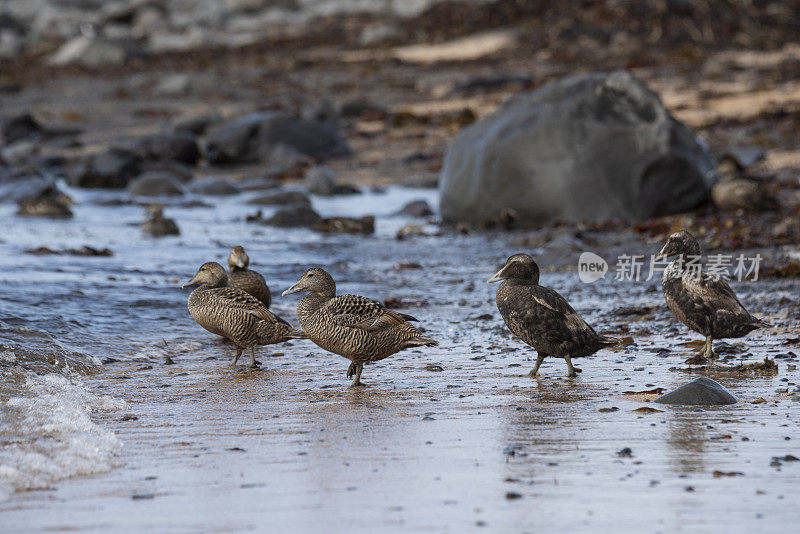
[1,186,798,531]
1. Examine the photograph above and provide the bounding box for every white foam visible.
[0,373,126,502]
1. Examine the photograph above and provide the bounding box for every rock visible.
[237,176,281,191]
[312,216,375,235]
[721,145,765,169]
[397,199,434,217]
[403,175,439,189]
[358,22,400,47]
[711,179,770,211]
[132,133,200,165]
[154,73,191,96]
[396,223,428,240]
[173,114,221,136]
[204,111,349,164]
[127,171,186,197]
[1,114,42,144]
[305,166,360,196]
[189,178,239,195]
[49,35,135,68]
[15,181,73,218]
[654,377,737,406]
[71,149,142,189]
[248,190,310,206]
[263,204,322,227]
[439,71,716,227]
[138,160,194,184]
[141,203,180,237]
[338,98,387,119]
[1,140,39,167]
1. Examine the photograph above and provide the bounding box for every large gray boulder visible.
[204,111,349,164]
[439,71,716,227]
[654,377,737,406]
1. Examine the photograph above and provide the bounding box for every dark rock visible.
[1,113,41,144]
[654,377,737,406]
[237,176,281,191]
[71,149,142,189]
[312,215,374,235]
[138,160,193,184]
[127,171,186,196]
[25,246,112,256]
[141,203,179,236]
[403,175,439,189]
[397,199,434,217]
[263,205,323,228]
[305,166,360,196]
[338,97,387,118]
[204,111,349,164]
[173,114,220,136]
[439,71,716,227]
[248,190,311,206]
[133,133,200,165]
[189,178,239,196]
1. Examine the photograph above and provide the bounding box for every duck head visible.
[282,268,336,298]
[183,262,228,289]
[487,253,540,284]
[228,246,249,271]
[655,230,701,261]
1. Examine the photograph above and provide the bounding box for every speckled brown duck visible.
[183,262,304,368]
[227,246,271,307]
[656,230,771,364]
[141,203,179,236]
[488,254,619,377]
[282,268,438,386]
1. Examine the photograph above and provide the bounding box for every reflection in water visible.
[666,410,707,474]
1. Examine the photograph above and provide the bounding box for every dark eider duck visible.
[282,268,438,386]
[488,254,619,377]
[141,203,179,237]
[656,230,771,364]
[227,246,271,308]
[183,262,304,368]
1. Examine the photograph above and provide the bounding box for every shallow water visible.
[0,183,799,532]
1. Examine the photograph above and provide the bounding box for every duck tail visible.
[599,335,622,347]
[754,317,773,329]
[285,328,308,340]
[407,334,439,348]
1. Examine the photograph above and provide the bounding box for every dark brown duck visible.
[656,230,771,363]
[183,262,304,368]
[282,268,438,386]
[488,254,619,377]
[227,245,271,307]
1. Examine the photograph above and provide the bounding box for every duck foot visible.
[350,380,367,388]
[528,370,540,378]
[346,362,356,378]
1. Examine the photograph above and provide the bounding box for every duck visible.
[488,253,619,377]
[227,246,271,307]
[282,268,438,386]
[656,230,771,364]
[141,203,179,236]
[183,262,304,368]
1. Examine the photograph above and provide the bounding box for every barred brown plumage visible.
[656,230,771,364]
[488,253,619,377]
[227,246,271,307]
[183,262,305,368]
[282,267,438,386]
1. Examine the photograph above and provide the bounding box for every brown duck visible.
[282,268,438,386]
[183,262,304,368]
[656,230,771,364]
[227,246,271,307]
[488,254,619,377]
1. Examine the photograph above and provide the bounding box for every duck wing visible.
[208,287,281,324]
[322,294,415,331]
[679,272,750,315]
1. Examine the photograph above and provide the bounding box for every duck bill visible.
[654,245,668,262]
[181,276,199,289]
[487,265,509,284]
[281,282,303,296]
[234,258,246,269]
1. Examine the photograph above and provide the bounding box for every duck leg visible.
[249,347,259,369]
[350,363,365,387]
[704,336,716,367]
[346,362,356,378]
[529,353,546,378]
[230,346,244,366]
[564,355,578,378]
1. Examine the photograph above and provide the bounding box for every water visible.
[0,183,798,532]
